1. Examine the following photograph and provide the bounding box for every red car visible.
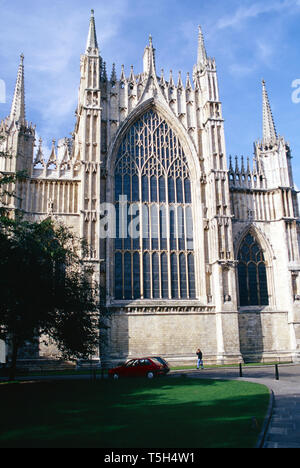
[108,356,170,380]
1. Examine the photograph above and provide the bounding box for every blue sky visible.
[0,0,300,189]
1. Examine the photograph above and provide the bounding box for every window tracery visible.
[237,233,269,306]
[114,110,195,300]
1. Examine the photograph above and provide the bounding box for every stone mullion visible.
[139,172,144,299]
[157,178,162,299]
[165,173,171,299]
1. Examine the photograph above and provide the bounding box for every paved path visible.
[172,364,300,448]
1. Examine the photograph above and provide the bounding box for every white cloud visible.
[216,0,299,30]
[229,63,256,77]
[255,40,274,61]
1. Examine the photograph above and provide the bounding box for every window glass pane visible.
[177,206,185,251]
[185,206,194,250]
[245,234,253,246]
[176,178,183,203]
[168,177,175,203]
[143,253,151,299]
[150,176,157,202]
[124,210,131,250]
[258,263,269,305]
[170,209,176,251]
[180,253,187,298]
[132,174,139,202]
[184,179,191,203]
[131,206,140,250]
[160,206,168,250]
[142,175,149,201]
[171,253,179,298]
[124,253,132,299]
[159,177,166,202]
[115,252,122,299]
[142,205,150,250]
[151,204,159,250]
[115,204,122,250]
[238,263,248,306]
[123,174,131,200]
[133,252,140,299]
[188,253,196,298]
[248,262,258,305]
[152,253,160,298]
[115,175,122,201]
[239,244,250,261]
[161,253,168,298]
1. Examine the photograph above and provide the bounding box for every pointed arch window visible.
[237,233,269,306]
[114,109,196,300]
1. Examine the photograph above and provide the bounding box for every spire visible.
[110,63,117,85]
[143,34,156,75]
[10,54,25,124]
[186,72,192,90]
[33,137,45,167]
[86,9,98,54]
[102,61,107,82]
[177,71,183,90]
[262,80,277,143]
[197,26,207,66]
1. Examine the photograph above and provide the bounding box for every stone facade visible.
[0,11,299,366]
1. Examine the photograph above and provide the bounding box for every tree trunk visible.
[9,337,19,381]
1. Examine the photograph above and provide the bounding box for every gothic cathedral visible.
[1,11,300,366]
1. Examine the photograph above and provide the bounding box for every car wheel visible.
[113,373,119,380]
[147,371,155,379]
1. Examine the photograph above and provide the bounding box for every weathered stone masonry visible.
[0,11,299,366]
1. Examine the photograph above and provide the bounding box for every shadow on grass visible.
[0,378,270,448]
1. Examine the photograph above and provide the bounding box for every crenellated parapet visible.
[229,155,266,190]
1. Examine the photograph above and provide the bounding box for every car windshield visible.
[125,360,138,367]
[152,357,168,365]
[150,358,164,366]
[139,359,151,366]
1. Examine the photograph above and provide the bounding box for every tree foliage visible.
[0,217,101,377]
[0,136,101,379]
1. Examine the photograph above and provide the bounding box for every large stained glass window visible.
[237,233,269,306]
[114,109,195,300]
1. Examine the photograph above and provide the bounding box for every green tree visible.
[0,217,101,380]
[0,136,101,380]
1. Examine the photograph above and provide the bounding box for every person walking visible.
[196,349,204,369]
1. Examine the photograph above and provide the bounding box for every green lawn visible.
[0,378,270,448]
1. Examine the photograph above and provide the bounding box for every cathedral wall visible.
[293,324,300,356]
[25,213,81,235]
[104,308,244,366]
[238,311,291,362]
[17,179,81,216]
[107,310,217,365]
[218,311,242,356]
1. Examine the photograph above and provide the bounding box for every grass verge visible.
[0,377,270,448]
